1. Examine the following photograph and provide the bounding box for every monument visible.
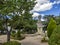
[37,15,44,34]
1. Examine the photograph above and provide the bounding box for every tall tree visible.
[43,15,55,30]
[0,0,36,34]
[47,18,57,38]
[8,0,36,32]
[55,15,60,25]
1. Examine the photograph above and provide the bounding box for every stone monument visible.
[37,15,44,34]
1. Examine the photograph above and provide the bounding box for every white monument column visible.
[37,15,44,35]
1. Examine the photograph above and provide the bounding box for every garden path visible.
[21,34,48,45]
[0,35,48,45]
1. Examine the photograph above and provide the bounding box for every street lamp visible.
[7,26,11,42]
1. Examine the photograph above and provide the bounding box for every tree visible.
[10,0,36,33]
[43,15,55,22]
[0,0,17,32]
[55,15,60,25]
[47,18,57,38]
[0,15,5,34]
[43,15,55,31]
[0,0,36,34]
[49,25,60,45]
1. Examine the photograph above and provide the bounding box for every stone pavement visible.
[21,35,48,45]
[0,35,48,45]
[0,35,7,43]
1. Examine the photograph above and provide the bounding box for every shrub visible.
[47,18,57,38]
[41,32,48,42]
[16,30,21,40]
[16,30,25,40]
[3,41,21,45]
[11,30,25,40]
[49,25,60,45]
[41,37,48,42]
[11,31,16,37]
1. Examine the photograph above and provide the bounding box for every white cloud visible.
[33,2,54,11]
[32,12,44,17]
[32,12,40,17]
[32,0,60,17]
[33,0,56,12]
[41,19,45,21]
[53,0,60,4]
[32,12,45,21]
[35,0,49,4]
[41,14,44,16]
[33,0,60,12]
[56,0,60,4]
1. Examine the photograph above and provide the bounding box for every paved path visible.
[21,35,48,45]
[0,35,48,45]
[0,35,7,43]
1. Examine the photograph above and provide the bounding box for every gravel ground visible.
[0,35,7,43]
[21,35,48,45]
[0,35,48,45]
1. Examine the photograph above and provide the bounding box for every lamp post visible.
[7,26,11,42]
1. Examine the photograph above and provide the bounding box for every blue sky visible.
[39,0,60,16]
[32,0,60,17]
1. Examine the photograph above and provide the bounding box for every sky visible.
[32,0,60,18]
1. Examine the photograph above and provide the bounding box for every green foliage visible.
[47,18,57,38]
[11,30,25,40]
[43,15,55,30]
[24,20,37,34]
[0,0,36,34]
[49,25,60,45]
[3,41,21,45]
[16,30,21,40]
[0,0,36,15]
[41,32,48,42]
[16,30,21,37]
[55,15,60,25]
[0,21,4,30]
[15,30,25,40]
[11,31,16,37]
[11,15,37,34]
[0,15,4,31]
[43,15,55,22]
[0,0,16,15]
[41,37,48,42]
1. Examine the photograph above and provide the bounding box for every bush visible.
[41,37,48,42]
[49,25,60,45]
[3,41,21,45]
[47,18,57,38]
[11,31,16,37]
[16,30,21,40]
[16,30,25,40]
[11,30,25,40]
[41,33,48,42]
